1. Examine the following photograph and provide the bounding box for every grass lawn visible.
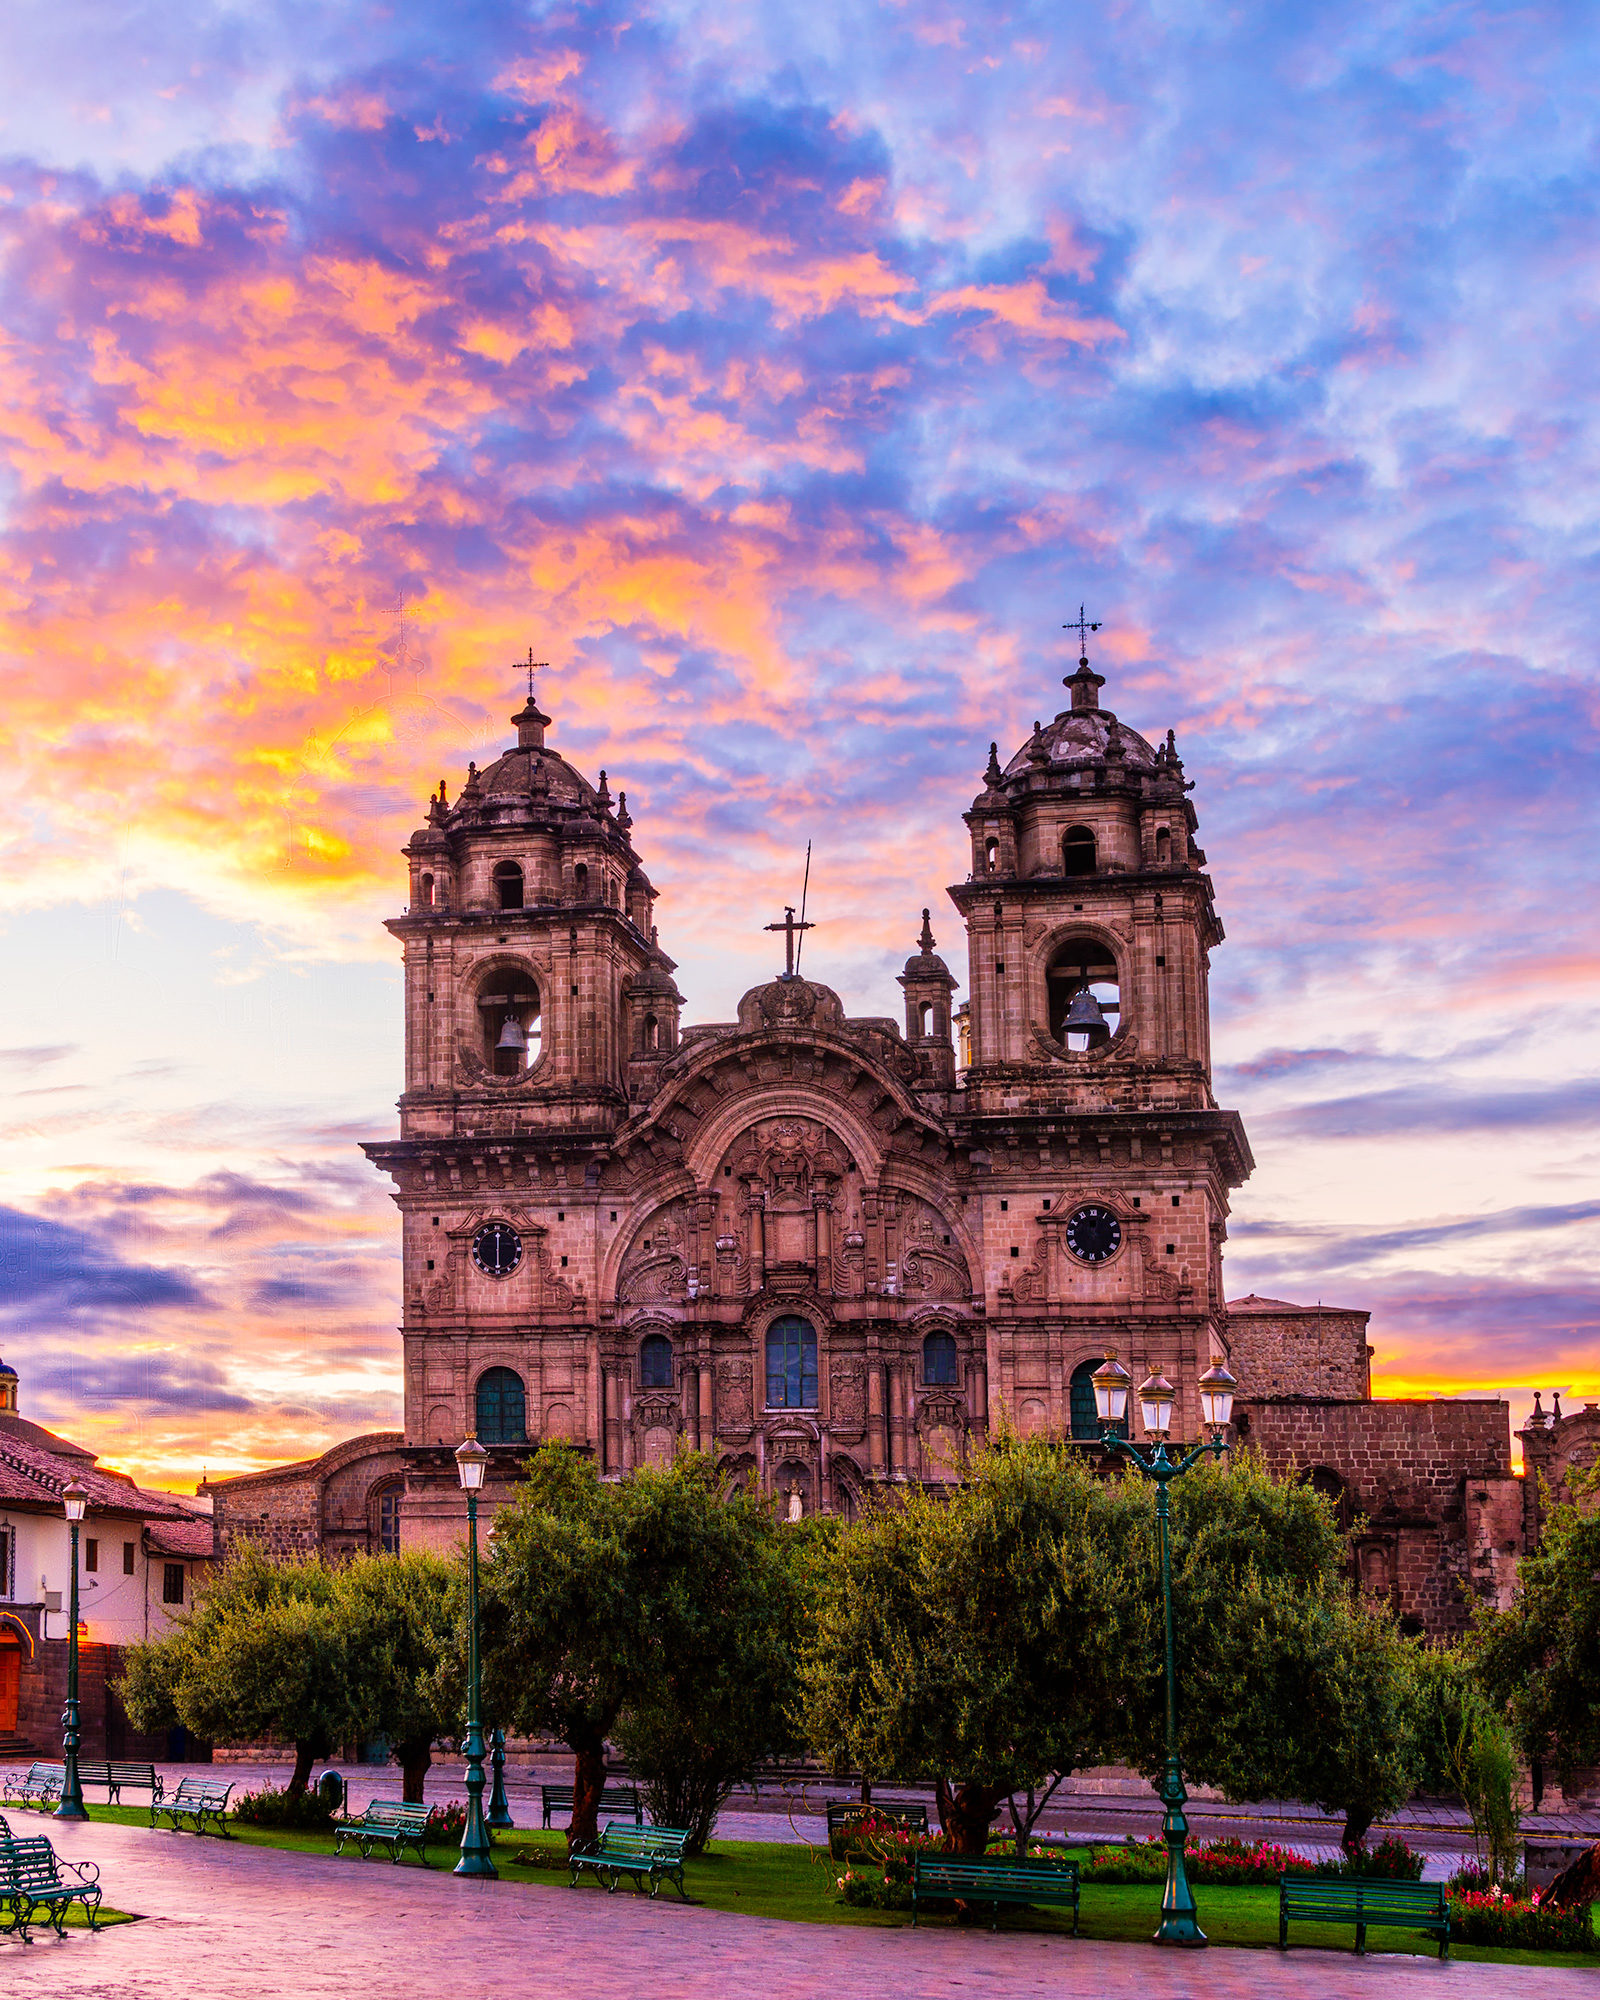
[25,1804,1597,1969]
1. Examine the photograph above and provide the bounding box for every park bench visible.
[333,1800,434,1865]
[2,1762,64,1809]
[912,1853,1081,1933]
[159,1775,234,1836]
[0,1834,103,1941]
[77,1760,165,1819]
[827,1800,929,1857]
[1279,1874,1450,1958]
[541,1782,642,1830]
[569,1821,691,1901]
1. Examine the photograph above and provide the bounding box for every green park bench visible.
[159,1775,234,1836]
[541,1782,642,1830]
[333,1800,434,1865]
[912,1853,1081,1933]
[3,1762,64,1810]
[569,1821,692,1901]
[827,1800,929,1857]
[1279,1874,1450,1958]
[76,1761,165,1818]
[0,1834,103,1941]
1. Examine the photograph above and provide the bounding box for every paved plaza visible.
[10,1814,1595,1999]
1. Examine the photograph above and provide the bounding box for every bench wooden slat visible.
[333,1798,434,1866]
[160,1776,234,1837]
[540,1783,642,1829]
[912,1854,1080,1934]
[1279,1873,1449,1958]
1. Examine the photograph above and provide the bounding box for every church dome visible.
[474,743,598,807]
[902,909,955,983]
[1002,706,1160,780]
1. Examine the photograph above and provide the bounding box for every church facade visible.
[206,648,1548,1639]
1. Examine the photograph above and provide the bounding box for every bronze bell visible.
[1062,988,1111,1046]
[495,1015,527,1052]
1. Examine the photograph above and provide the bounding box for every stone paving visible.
[13,1816,1596,1999]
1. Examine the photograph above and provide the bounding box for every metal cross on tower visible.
[1064,605,1101,666]
[764,905,815,980]
[523,648,548,698]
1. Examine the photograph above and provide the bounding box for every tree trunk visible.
[936,1777,1006,1856]
[567,1730,610,1853]
[398,1735,433,1806]
[288,1741,316,1802]
[1342,1807,1373,1857]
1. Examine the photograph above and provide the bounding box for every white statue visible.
[787,1485,804,1522]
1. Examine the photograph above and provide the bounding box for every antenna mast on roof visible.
[794,842,813,975]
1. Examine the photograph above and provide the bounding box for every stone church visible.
[209,647,1565,1638]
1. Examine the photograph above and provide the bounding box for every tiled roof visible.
[143,1515,218,1559]
[0,1424,200,1524]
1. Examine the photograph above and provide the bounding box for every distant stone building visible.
[208,647,1538,1640]
[0,1357,215,1757]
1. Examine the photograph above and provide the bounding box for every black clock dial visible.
[471,1222,523,1278]
[1065,1204,1122,1265]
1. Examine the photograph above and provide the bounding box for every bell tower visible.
[946,632,1252,1440]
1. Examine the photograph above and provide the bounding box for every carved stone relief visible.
[716,1358,755,1431]
[829,1361,867,1431]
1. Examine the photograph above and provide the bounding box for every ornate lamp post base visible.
[1154,1760,1205,1946]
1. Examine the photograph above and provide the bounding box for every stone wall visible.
[1226,1299,1372,1399]
[14,1638,192,1761]
[1236,1395,1518,1638]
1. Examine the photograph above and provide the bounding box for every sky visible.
[0,0,1595,1489]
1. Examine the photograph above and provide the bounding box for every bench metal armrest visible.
[58,1854,100,1889]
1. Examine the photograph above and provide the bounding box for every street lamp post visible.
[56,1478,90,1822]
[454,1436,497,1879]
[488,1725,514,1830]
[1091,1355,1238,1947]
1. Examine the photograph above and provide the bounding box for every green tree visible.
[335,1551,462,1803]
[477,1446,801,1852]
[1410,1644,1521,1881]
[118,1543,354,1798]
[1471,1462,1600,1788]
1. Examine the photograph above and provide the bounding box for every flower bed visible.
[1068,1833,1424,1887]
[1448,1885,1596,1953]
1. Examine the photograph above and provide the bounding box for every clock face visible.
[1065,1203,1122,1265]
[471,1222,523,1278]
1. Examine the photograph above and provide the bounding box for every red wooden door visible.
[0,1637,20,1732]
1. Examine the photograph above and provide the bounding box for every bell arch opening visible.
[1062,825,1097,875]
[492,860,525,910]
[1046,939,1120,1049]
[477,970,542,1075]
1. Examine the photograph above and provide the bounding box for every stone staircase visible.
[0,1728,43,1762]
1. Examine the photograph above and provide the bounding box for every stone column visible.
[867,1350,885,1474]
[814,1195,833,1292]
[699,1363,714,1449]
[747,1194,766,1293]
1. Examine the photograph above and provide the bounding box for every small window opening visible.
[640,1333,673,1388]
[162,1564,185,1605]
[84,1538,98,1574]
[1047,938,1121,1048]
[1071,1358,1127,1441]
[922,1330,959,1386]
[1156,826,1172,867]
[478,972,542,1076]
[917,1000,933,1036]
[123,1542,135,1575]
[492,860,525,911]
[574,862,589,898]
[643,1013,660,1051]
[420,873,435,907]
[377,1486,401,1555]
[985,837,999,873]
[1062,825,1097,876]
[475,1366,527,1445]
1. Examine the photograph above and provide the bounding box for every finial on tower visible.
[984,741,1004,788]
[513,650,552,748]
[918,907,936,954]
[1063,605,1106,711]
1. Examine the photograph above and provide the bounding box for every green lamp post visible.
[55,1477,90,1822]
[453,1436,497,1878]
[1091,1353,1238,1947]
[488,1726,514,1830]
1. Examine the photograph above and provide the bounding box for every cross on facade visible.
[764,904,815,979]
[523,648,548,698]
[1064,605,1101,665]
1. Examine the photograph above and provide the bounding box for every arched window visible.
[1070,1358,1126,1441]
[420,873,434,908]
[478,973,541,1076]
[922,1329,959,1386]
[475,1367,527,1445]
[573,862,589,898]
[1047,939,1120,1048]
[639,1334,673,1388]
[984,837,999,873]
[1305,1466,1354,1532]
[493,860,525,911]
[1062,825,1097,876]
[643,1014,660,1051]
[765,1316,818,1410]
[607,878,618,906]
[1155,826,1172,868]
[917,1000,933,1036]
[375,1484,402,1555]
